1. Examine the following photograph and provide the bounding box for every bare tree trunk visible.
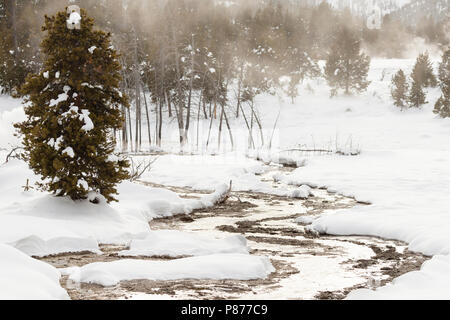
[155,98,160,147]
[223,106,234,150]
[121,105,128,152]
[218,104,225,150]
[133,31,141,153]
[250,101,254,149]
[236,63,244,118]
[185,35,195,143]
[134,91,141,152]
[119,64,129,152]
[249,100,264,147]
[159,97,163,147]
[167,93,172,117]
[206,109,214,148]
[172,30,186,148]
[156,44,166,148]
[196,93,202,150]
[127,106,134,152]
[240,104,255,149]
[142,85,152,147]
[202,97,208,119]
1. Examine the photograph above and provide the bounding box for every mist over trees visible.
[324,26,371,97]
[0,0,447,150]
[434,49,450,118]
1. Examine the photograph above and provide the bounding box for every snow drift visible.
[0,244,69,300]
[119,230,248,257]
[63,254,275,287]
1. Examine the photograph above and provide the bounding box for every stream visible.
[38,167,428,300]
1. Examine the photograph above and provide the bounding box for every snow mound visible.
[0,244,69,300]
[0,190,149,246]
[119,230,248,257]
[10,235,100,258]
[198,183,230,207]
[64,254,275,287]
[0,161,235,256]
[114,181,230,221]
[0,161,149,248]
[295,216,316,225]
[347,255,450,300]
[289,185,312,199]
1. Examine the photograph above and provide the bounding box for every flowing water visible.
[38,167,428,300]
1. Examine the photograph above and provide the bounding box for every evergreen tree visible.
[391,69,409,109]
[280,13,320,103]
[15,8,129,203]
[434,49,450,117]
[308,2,337,59]
[408,76,427,108]
[324,27,371,97]
[411,52,438,88]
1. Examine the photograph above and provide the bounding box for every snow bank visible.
[64,254,275,286]
[0,244,69,300]
[295,216,316,225]
[0,160,238,256]
[0,163,149,246]
[114,181,230,221]
[119,230,248,257]
[113,181,194,220]
[347,255,450,300]
[138,154,311,198]
[10,235,100,258]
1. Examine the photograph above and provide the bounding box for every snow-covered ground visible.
[0,244,69,300]
[270,59,450,299]
[135,59,450,299]
[1,57,449,299]
[0,112,269,298]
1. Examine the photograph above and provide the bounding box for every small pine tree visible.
[324,27,371,97]
[408,75,427,108]
[15,8,129,203]
[434,49,450,118]
[411,52,438,88]
[391,69,409,110]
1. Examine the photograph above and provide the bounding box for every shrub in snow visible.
[390,69,409,110]
[324,27,370,97]
[15,9,129,203]
[434,50,450,118]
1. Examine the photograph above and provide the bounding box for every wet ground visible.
[39,176,428,300]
